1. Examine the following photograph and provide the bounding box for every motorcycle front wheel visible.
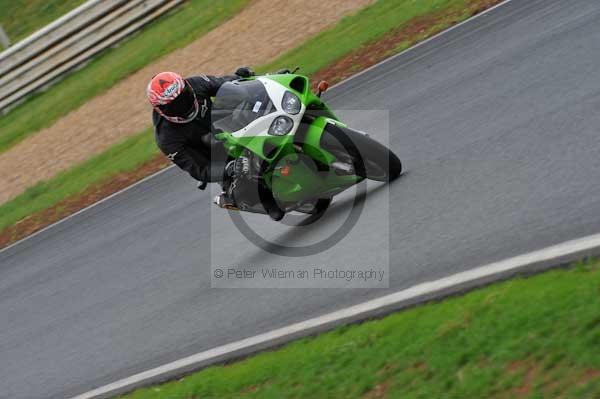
[323,125,402,182]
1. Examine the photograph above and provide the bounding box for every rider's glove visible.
[234,66,255,78]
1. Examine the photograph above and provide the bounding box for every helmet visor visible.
[158,84,197,120]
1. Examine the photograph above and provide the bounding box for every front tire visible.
[323,125,402,182]
[356,139,402,182]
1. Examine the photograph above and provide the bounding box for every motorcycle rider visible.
[146,68,285,220]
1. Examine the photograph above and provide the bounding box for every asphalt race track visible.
[2,0,600,397]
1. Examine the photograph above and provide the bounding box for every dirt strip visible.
[0,0,373,204]
[0,0,504,249]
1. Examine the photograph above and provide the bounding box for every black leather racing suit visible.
[153,74,237,185]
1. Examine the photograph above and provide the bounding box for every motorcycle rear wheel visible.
[294,198,332,214]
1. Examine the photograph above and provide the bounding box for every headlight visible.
[268,116,294,136]
[281,91,301,114]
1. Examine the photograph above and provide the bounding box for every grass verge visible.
[0,129,156,232]
[0,0,502,247]
[0,0,248,152]
[117,259,600,398]
[0,0,86,44]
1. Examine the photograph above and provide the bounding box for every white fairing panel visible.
[230,77,306,138]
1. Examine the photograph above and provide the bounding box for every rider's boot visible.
[213,191,239,210]
[213,156,249,210]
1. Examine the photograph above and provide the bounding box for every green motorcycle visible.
[211,71,402,219]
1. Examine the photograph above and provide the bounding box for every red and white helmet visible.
[146,71,199,123]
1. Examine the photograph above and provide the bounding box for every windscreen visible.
[211,80,275,133]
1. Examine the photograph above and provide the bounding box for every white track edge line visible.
[328,0,513,91]
[0,165,174,254]
[0,0,513,255]
[71,232,600,399]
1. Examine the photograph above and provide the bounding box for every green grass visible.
[0,0,86,44]
[118,259,600,399]
[0,129,157,230]
[259,0,472,76]
[0,0,248,153]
